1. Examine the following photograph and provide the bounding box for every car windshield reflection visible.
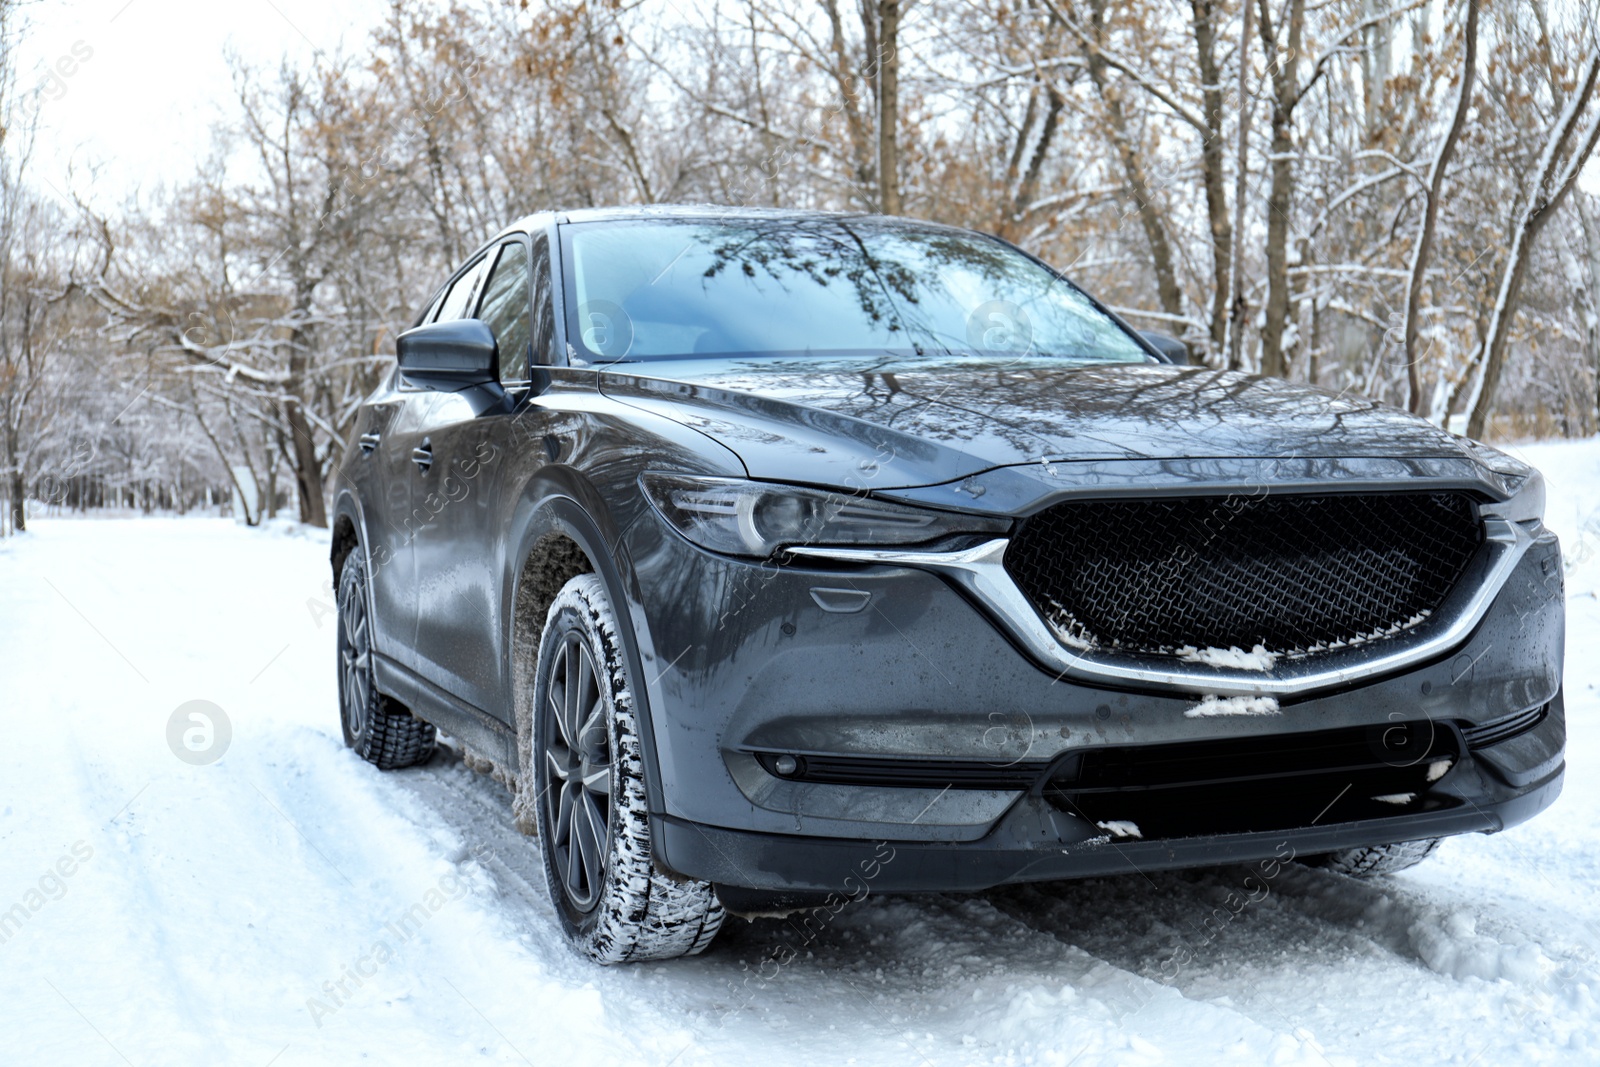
[560,216,1153,365]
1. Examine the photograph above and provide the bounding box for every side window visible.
[476,241,532,383]
[434,255,487,322]
[531,234,558,366]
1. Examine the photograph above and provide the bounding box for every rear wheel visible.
[1304,838,1442,878]
[533,574,723,962]
[337,550,436,769]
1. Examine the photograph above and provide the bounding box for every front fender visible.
[506,470,672,817]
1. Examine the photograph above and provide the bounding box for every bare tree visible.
[1402,0,1478,414]
[1464,49,1600,437]
[17,0,1600,536]
[874,0,903,215]
[1255,0,1306,378]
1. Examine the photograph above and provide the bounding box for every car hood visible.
[598,356,1480,490]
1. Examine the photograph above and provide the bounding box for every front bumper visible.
[621,505,1565,891]
[660,760,1563,893]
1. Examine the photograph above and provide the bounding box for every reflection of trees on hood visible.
[694,358,1445,464]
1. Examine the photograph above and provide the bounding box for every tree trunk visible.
[999,86,1066,243]
[1226,0,1254,371]
[1403,0,1478,414]
[1257,0,1305,379]
[6,471,21,533]
[283,387,326,527]
[1086,0,1184,320]
[2,419,22,533]
[822,0,875,200]
[1361,0,1394,141]
[1191,0,1233,363]
[1575,192,1600,426]
[875,0,902,215]
[1466,54,1600,437]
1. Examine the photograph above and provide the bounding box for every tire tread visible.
[1314,837,1442,878]
[541,574,724,963]
[338,552,437,772]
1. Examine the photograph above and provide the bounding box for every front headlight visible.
[640,473,1009,558]
[1481,468,1546,525]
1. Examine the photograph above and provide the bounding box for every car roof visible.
[558,204,867,223]
[500,203,971,238]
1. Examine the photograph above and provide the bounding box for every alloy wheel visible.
[543,632,613,911]
[338,570,372,741]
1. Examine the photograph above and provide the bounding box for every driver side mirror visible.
[396,318,499,388]
[1139,331,1190,365]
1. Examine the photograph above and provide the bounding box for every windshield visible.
[559,216,1151,365]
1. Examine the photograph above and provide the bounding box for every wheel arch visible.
[330,492,381,660]
[506,466,669,821]
[329,488,368,587]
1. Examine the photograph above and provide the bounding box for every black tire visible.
[337,550,436,770]
[532,574,724,963]
[1304,838,1442,878]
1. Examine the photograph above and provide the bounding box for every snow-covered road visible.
[2,440,1597,1066]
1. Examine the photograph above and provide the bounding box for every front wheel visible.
[532,574,723,962]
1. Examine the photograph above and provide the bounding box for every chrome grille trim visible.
[787,517,1530,697]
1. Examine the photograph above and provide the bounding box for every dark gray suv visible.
[330,207,1565,963]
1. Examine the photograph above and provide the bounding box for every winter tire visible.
[1305,837,1442,878]
[533,573,724,963]
[337,549,436,770]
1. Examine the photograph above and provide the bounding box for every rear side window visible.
[476,241,532,382]
[434,256,487,322]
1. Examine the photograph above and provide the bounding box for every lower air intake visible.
[1045,722,1462,839]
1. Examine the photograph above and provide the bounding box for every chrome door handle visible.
[358,432,381,454]
[411,440,433,473]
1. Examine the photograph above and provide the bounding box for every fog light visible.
[773,754,800,777]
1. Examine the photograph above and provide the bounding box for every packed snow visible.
[1185,695,1282,718]
[1175,644,1279,671]
[0,438,1597,1064]
[1095,821,1144,840]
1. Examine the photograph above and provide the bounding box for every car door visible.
[372,251,490,672]
[346,378,420,670]
[408,232,556,718]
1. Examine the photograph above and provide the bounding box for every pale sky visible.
[15,0,390,206]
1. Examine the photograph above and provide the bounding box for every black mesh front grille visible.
[1005,492,1483,657]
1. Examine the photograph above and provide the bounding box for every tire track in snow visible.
[987,860,1600,1063]
[388,751,1294,1064]
[384,745,748,1063]
[9,514,1597,1064]
[253,730,694,1064]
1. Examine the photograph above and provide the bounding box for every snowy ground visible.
[1,441,1597,1066]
